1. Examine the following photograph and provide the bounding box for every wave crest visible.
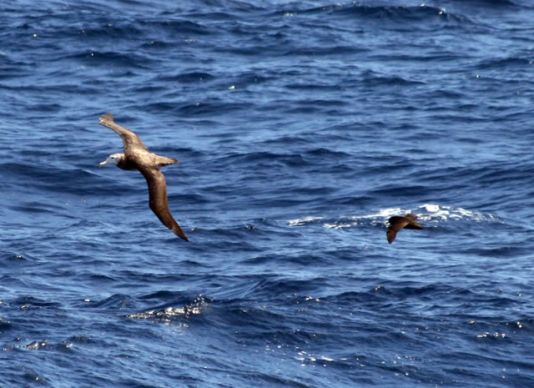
[288,204,497,229]
[128,296,208,321]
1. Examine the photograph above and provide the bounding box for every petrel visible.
[386,214,422,244]
[98,113,189,241]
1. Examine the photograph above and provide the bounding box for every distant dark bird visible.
[386,214,423,244]
[98,113,189,241]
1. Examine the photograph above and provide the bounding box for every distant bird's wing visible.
[139,166,189,241]
[404,221,423,230]
[386,216,410,244]
[99,113,147,150]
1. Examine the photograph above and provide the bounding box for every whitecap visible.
[349,203,497,224]
[289,203,497,230]
[128,305,202,320]
[416,203,496,222]
[288,216,323,226]
[128,296,208,320]
[323,222,354,229]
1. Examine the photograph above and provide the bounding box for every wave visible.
[360,70,426,86]
[0,317,13,331]
[64,50,154,69]
[134,100,252,117]
[138,19,213,35]
[449,0,519,7]
[288,204,497,229]
[156,71,216,84]
[1,162,111,196]
[127,295,209,320]
[280,3,474,26]
[91,293,135,309]
[476,56,534,69]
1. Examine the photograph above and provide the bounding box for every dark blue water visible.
[2,0,534,386]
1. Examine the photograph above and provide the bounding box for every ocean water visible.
[1,0,534,386]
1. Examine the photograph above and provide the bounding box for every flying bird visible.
[98,113,189,241]
[386,213,422,244]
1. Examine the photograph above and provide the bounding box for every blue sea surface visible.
[1,0,534,386]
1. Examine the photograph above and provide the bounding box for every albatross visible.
[98,113,189,241]
[386,214,422,244]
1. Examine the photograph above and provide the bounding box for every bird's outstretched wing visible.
[99,113,147,150]
[386,215,423,243]
[139,166,189,241]
[386,216,410,244]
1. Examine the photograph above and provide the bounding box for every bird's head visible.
[405,213,418,221]
[99,153,125,167]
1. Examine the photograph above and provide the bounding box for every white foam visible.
[357,203,496,223]
[361,207,408,219]
[296,350,335,364]
[288,216,323,226]
[128,305,203,320]
[288,203,496,230]
[323,222,354,229]
[417,203,496,222]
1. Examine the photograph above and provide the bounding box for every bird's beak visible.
[98,157,111,167]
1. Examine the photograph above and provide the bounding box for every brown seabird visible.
[386,213,422,244]
[98,113,189,241]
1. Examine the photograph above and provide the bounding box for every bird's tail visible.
[156,155,178,167]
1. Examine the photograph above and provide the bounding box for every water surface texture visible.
[1,0,534,386]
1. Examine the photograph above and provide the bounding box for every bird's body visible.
[386,213,422,244]
[99,113,188,241]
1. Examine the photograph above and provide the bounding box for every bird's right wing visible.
[386,216,409,244]
[99,113,147,150]
[140,166,189,241]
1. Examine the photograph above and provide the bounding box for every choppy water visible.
[1,0,534,386]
